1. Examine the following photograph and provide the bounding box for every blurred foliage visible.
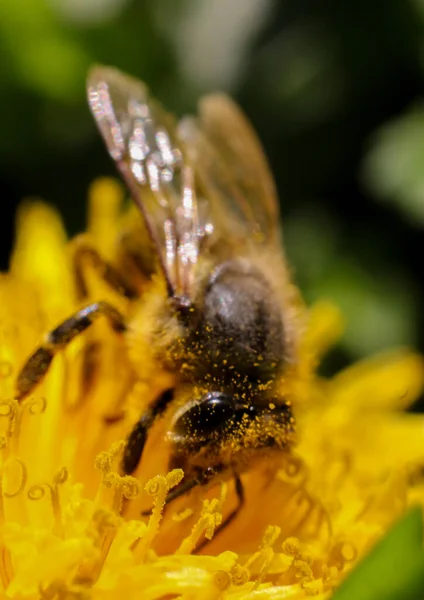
[1,0,424,367]
[333,508,424,600]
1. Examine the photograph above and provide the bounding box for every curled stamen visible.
[293,559,314,586]
[22,395,47,416]
[134,469,184,562]
[0,399,18,443]
[28,483,49,501]
[144,474,165,497]
[6,397,46,457]
[0,399,17,419]
[102,472,120,489]
[278,454,308,486]
[230,564,250,586]
[94,441,125,475]
[27,469,68,537]
[110,475,141,514]
[53,466,69,486]
[94,441,126,491]
[165,469,184,489]
[282,537,301,557]
[3,458,28,498]
[121,476,142,500]
[94,443,141,515]
[214,570,231,591]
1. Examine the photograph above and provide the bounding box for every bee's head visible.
[168,390,295,478]
[172,391,254,442]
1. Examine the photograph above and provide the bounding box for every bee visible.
[15,66,300,540]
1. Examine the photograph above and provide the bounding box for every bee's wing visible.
[178,93,281,248]
[87,66,283,304]
[87,66,199,301]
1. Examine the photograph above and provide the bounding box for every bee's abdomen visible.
[188,261,285,386]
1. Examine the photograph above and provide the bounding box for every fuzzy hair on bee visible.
[15,65,303,549]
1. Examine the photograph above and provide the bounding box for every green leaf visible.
[333,507,424,600]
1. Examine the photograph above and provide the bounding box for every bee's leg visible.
[15,301,125,401]
[194,475,244,553]
[121,388,175,475]
[72,236,139,300]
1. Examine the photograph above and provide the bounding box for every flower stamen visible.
[134,469,184,562]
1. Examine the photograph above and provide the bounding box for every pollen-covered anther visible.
[94,451,114,475]
[245,525,281,589]
[176,497,223,555]
[281,536,301,557]
[229,563,250,586]
[201,498,223,540]
[133,470,184,562]
[120,475,142,500]
[214,569,231,591]
[293,559,314,584]
[94,440,126,476]
[165,468,184,490]
[89,508,121,541]
[99,472,141,514]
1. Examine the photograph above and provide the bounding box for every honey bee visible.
[15,66,300,540]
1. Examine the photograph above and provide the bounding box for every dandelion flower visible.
[1,178,424,599]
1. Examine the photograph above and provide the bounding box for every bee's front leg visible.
[71,235,139,300]
[121,388,175,475]
[15,301,126,401]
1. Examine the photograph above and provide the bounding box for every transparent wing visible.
[87,66,283,304]
[178,93,281,248]
[87,65,199,302]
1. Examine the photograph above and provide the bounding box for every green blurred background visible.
[1,0,424,369]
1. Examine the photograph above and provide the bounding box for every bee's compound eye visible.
[174,392,236,439]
